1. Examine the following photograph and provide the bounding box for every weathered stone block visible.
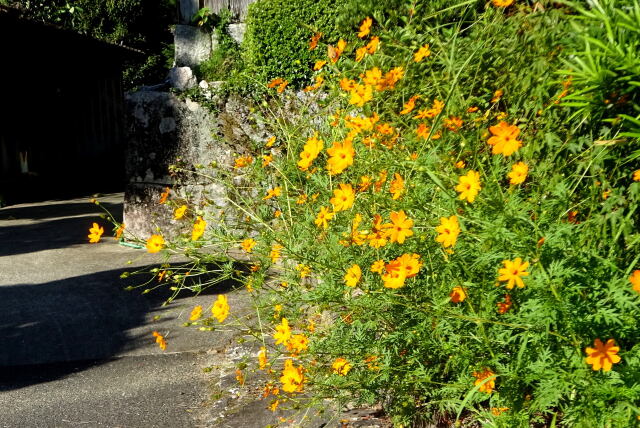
[227,23,246,45]
[168,66,197,91]
[174,24,211,68]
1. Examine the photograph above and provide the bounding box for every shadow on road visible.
[0,264,242,392]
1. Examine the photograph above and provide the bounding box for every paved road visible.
[0,194,250,428]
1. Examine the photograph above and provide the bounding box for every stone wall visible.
[123,90,267,240]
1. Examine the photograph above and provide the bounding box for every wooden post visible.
[179,0,200,24]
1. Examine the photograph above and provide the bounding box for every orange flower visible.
[585,338,621,371]
[328,39,347,63]
[309,32,322,50]
[309,33,322,51]
[313,60,327,71]
[389,173,404,200]
[332,358,352,376]
[491,89,504,103]
[234,155,253,168]
[270,244,283,263]
[326,140,355,175]
[258,346,268,370]
[366,36,380,54]
[497,294,512,314]
[263,186,282,200]
[455,170,481,203]
[146,234,165,253]
[189,305,203,321]
[443,116,463,132]
[280,359,305,393]
[371,259,385,274]
[286,334,309,355]
[400,95,420,115]
[498,258,529,289]
[629,270,640,293]
[492,0,514,7]
[384,210,414,244]
[114,223,125,240]
[349,83,373,107]
[436,215,460,248]
[339,77,356,92]
[267,78,284,88]
[159,187,170,204]
[315,206,335,229]
[211,294,230,322]
[274,317,291,345]
[152,331,167,351]
[358,17,373,38]
[487,122,522,156]
[368,214,388,248]
[508,162,528,185]
[473,368,496,394]
[450,286,466,303]
[467,106,479,113]
[262,154,273,167]
[414,99,444,119]
[413,44,431,62]
[241,238,257,253]
[386,253,422,279]
[266,136,276,147]
[88,222,104,243]
[330,183,356,212]
[344,264,362,287]
[191,216,207,241]
[355,46,368,62]
[633,169,640,181]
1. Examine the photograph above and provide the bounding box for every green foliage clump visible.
[243,0,344,87]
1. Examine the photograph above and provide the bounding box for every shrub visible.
[108,0,640,426]
[243,0,345,87]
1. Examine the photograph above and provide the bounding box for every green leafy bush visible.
[243,0,345,87]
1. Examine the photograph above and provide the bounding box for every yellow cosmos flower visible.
[296,263,311,278]
[385,253,422,279]
[270,244,283,263]
[371,259,385,274]
[274,317,291,345]
[241,238,257,253]
[326,140,355,175]
[189,305,203,321]
[488,122,522,156]
[455,170,482,203]
[632,169,640,181]
[349,83,373,107]
[358,17,372,38]
[261,154,273,167]
[413,44,431,62]
[114,223,125,240]
[174,205,187,220]
[266,136,276,147]
[211,294,230,323]
[344,264,362,287]
[258,346,268,370]
[286,334,309,355]
[585,338,621,371]
[88,222,104,243]
[191,216,207,241]
[297,133,323,171]
[332,358,352,376]
[368,214,388,248]
[414,99,444,119]
[313,60,327,70]
[280,359,304,393]
[152,331,167,351]
[309,32,322,50]
[629,270,640,293]
[443,116,463,132]
[508,162,529,185]
[234,155,253,168]
[366,36,380,54]
[498,258,530,289]
[355,46,368,62]
[263,186,282,200]
[385,210,414,244]
[436,215,460,248]
[330,183,356,212]
[315,206,335,229]
[382,269,407,289]
[450,286,466,303]
[146,234,165,253]
[492,0,514,7]
[400,95,420,115]
[389,173,404,200]
[473,369,496,394]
